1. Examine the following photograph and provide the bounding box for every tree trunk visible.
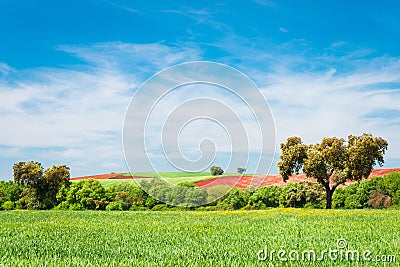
[325,186,333,209]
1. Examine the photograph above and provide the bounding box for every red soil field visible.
[196,168,400,189]
[70,168,400,188]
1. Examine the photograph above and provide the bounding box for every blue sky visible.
[1,1,400,179]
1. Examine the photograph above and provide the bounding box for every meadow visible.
[0,209,399,266]
[97,171,237,188]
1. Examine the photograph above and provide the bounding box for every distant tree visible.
[13,161,43,187]
[278,134,388,209]
[13,162,71,209]
[43,165,71,204]
[237,167,246,174]
[210,166,224,176]
[13,161,44,209]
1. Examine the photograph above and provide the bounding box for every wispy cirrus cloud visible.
[0,62,15,75]
[279,27,289,33]
[56,42,202,74]
[252,0,276,8]
[0,42,203,179]
[102,0,141,14]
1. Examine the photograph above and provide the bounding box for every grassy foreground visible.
[0,209,399,266]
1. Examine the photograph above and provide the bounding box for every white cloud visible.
[0,62,15,75]
[261,55,400,162]
[0,42,203,178]
[1,40,399,178]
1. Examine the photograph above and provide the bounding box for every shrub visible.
[106,201,124,211]
[2,201,14,210]
[382,172,400,205]
[206,185,231,204]
[248,186,282,208]
[113,183,148,206]
[177,181,196,187]
[355,178,383,208]
[69,203,84,211]
[338,177,386,209]
[332,187,346,208]
[369,190,392,208]
[151,204,170,211]
[115,191,133,210]
[56,184,69,203]
[185,188,208,207]
[281,181,325,208]
[139,176,208,207]
[86,198,109,210]
[0,181,23,202]
[129,205,149,211]
[58,179,108,210]
[140,177,171,205]
[341,182,361,209]
[42,197,55,210]
[221,188,251,209]
[165,186,187,206]
[145,196,159,209]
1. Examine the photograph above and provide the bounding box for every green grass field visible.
[122,171,212,178]
[97,179,140,188]
[0,209,399,266]
[95,172,238,188]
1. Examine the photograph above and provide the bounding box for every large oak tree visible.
[277,133,388,209]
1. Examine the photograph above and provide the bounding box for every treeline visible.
[1,161,70,210]
[1,163,399,211]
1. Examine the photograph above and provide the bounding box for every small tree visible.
[237,167,246,174]
[44,165,71,205]
[13,162,71,208]
[13,161,43,187]
[13,161,44,209]
[278,134,388,209]
[210,166,224,176]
